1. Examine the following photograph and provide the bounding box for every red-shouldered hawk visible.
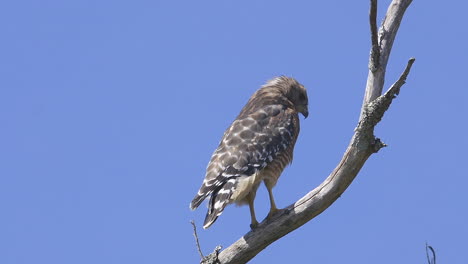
[190,76,308,229]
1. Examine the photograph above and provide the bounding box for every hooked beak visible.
[299,105,309,119]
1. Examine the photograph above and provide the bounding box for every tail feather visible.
[202,179,236,229]
[203,195,228,229]
[189,193,208,210]
[190,180,219,210]
[203,212,220,229]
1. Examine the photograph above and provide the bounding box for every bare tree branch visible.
[361,57,415,130]
[386,57,415,96]
[200,0,415,263]
[426,243,436,264]
[369,0,380,72]
[191,220,205,261]
[361,0,414,118]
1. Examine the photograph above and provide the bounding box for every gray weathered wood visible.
[199,0,415,263]
[362,0,414,117]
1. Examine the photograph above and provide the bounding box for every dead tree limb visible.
[426,243,436,264]
[200,0,415,263]
[362,0,414,115]
[191,220,205,261]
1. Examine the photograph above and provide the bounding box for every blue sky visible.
[1,0,467,263]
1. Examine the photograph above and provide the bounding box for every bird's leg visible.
[247,192,259,229]
[266,184,279,219]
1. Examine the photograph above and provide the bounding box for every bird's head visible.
[266,76,309,118]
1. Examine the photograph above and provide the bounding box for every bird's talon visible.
[250,222,259,229]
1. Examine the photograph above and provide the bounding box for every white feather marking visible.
[214,200,224,209]
[217,188,231,195]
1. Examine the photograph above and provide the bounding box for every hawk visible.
[190,76,308,229]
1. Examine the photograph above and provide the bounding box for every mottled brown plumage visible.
[190,76,308,229]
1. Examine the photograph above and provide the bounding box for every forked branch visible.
[362,0,414,115]
[198,0,415,263]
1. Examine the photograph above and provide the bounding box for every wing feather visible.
[190,104,297,211]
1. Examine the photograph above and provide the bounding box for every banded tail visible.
[191,178,236,229]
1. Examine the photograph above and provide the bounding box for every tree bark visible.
[198,1,415,263]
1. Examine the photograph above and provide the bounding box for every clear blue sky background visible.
[1,1,467,263]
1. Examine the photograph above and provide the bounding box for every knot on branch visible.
[372,137,387,153]
[201,246,222,264]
